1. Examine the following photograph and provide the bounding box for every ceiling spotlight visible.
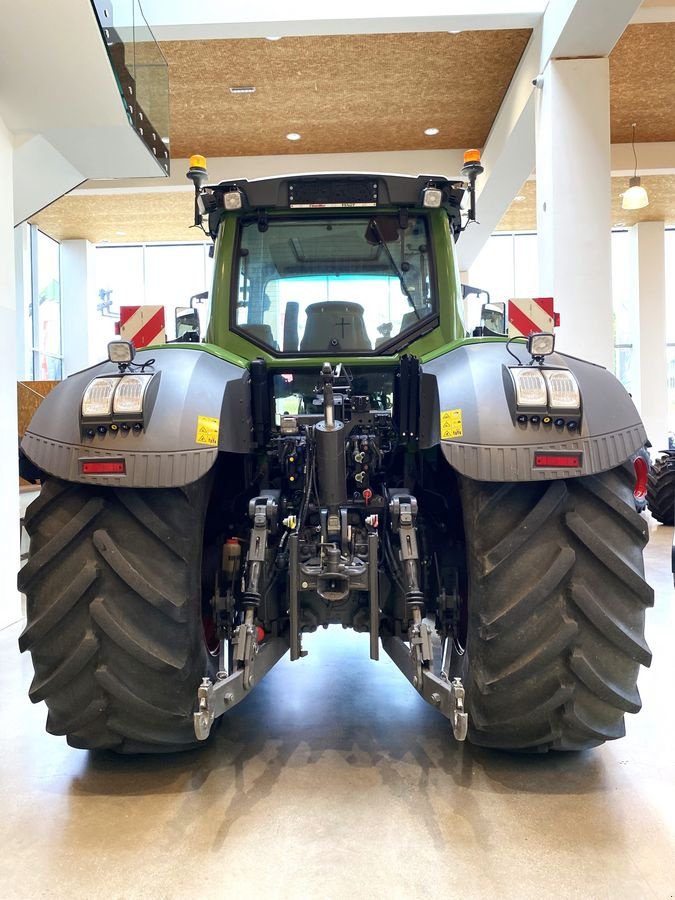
[265,36,282,40]
[622,123,649,210]
[514,195,526,202]
[424,127,439,136]
[230,86,256,94]
[286,132,301,141]
[448,30,462,34]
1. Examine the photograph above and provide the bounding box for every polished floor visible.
[3,513,674,900]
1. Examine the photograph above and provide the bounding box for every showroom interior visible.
[1,0,674,897]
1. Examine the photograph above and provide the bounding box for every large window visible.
[29,227,62,380]
[466,232,538,332]
[235,215,433,354]
[611,230,638,398]
[665,229,675,434]
[94,242,212,358]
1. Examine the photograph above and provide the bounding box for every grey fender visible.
[21,347,252,488]
[420,341,647,481]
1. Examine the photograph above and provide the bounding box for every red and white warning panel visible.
[119,305,166,348]
[507,297,559,339]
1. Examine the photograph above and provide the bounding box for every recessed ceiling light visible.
[424,127,440,136]
[514,195,526,202]
[265,36,282,40]
[230,86,256,94]
[448,30,462,34]
[116,231,126,236]
[286,132,301,141]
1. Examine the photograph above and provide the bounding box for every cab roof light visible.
[223,189,243,210]
[422,184,443,208]
[187,154,209,228]
[461,148,484,225]
[463,149,482,165]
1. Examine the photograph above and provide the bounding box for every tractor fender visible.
[420,341,647,481]
[21,347,252,488]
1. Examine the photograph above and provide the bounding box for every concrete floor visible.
[3,513,674,900]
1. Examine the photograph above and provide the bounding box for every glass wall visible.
[665,229,675,436]
[466,232,538,333]
[611,230,638,399]
[28,227,62,380]
[93,242,212,359]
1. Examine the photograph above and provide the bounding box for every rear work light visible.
[542,369,580,410]
[80,459,126,475]
[534,452,582,468]
[81,377,118,417]
[511,368,548,408]
[112,374,154,415]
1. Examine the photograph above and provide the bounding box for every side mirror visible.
[480,302,506,337]
[175,306,201,342]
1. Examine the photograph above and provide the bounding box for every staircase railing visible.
[91,0,170,174]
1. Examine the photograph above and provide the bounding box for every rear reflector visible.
[80,459,126,475]
[534,452,582,468]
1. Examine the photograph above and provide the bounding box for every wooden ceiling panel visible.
[161,31,532,158]
[609,23,675,143]
[30,191,199,244]
[496,176,675,232]
[30,176,675,245]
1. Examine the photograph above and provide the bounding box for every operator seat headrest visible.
[300,301,372,352]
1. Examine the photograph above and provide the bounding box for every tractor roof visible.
[202,172,466,238]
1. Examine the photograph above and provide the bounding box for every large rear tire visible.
[456,463,653,752]
[18,476,217,753]
[646,454,675,525]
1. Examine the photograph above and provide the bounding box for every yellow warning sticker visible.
[440,408,463,439]
[196,415,220,446]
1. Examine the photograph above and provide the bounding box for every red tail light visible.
[534,452,582,468]
[633,455,648,500]
[80,459,126,475]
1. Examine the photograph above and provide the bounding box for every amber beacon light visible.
[461,148,484,224]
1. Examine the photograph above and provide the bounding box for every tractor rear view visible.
[18,153,653,754]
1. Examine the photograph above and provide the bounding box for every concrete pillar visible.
[61,239,95,376]
[536,58,614,369]
[0,113,21,628]
[630,221,668,451]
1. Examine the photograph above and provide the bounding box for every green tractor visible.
[18,154,653,754]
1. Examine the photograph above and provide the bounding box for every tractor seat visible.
[400,306,431,333]
[241,323,277,349]
[300,301,371,352]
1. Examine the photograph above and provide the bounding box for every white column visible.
[61,239,95,376]
[536,58,614,369]
[0,113,21,628]
[631,221,668,452]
